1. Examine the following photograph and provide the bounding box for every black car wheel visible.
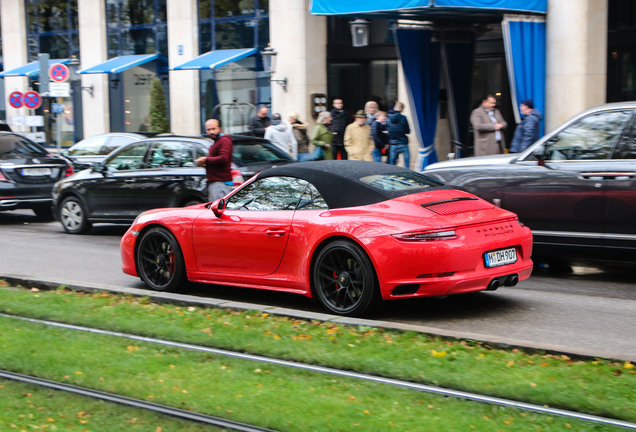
[136,227,186,291]
[59,196,92,234]
[312,240,378,316]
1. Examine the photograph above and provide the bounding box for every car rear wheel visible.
[136,226,186,292]
[59,196,92,234]
[312,240,378,317]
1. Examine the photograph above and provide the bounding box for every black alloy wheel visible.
[59,196,92,234]
[312,240,378,316]
[136,227,186,291]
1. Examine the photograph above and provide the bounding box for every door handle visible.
[124,179,136,183]
[581,172,635,180]
[265,229,286,237]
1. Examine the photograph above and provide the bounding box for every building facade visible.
[0,0,631,169]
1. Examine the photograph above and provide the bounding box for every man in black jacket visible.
[330,98,349,160]
[249,105,270,138]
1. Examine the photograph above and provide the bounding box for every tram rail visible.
[2,312,635,431]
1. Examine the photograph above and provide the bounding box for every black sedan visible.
[424,102,636,265]
[53,135,293,233]
[0,132,73,218]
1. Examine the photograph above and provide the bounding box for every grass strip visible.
[0,316,623,432]
[0,283,634,424]
[0,379,227,431]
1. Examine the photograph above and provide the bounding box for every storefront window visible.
[200,57,268,134]
[122,65,156,132]
[198,0,269,127]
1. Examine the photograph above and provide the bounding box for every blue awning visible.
[172,48,258,71]
[79,54,159,74]
[310,0,546,16]
[0,58,71,78]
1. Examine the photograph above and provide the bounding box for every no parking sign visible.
[23,91,42,109]
[8,91,23,108]
[49,63,70,83]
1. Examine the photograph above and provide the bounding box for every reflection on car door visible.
[504,109,633,250]
[191,177,309,275]
[85,142,149,218]
[604,114,636,254]
[135,141,204,211]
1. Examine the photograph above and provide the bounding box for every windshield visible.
[0,134,47,159]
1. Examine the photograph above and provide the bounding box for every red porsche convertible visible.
[121,160,533,316]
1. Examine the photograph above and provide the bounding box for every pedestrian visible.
[288,111,310,160]
[364,100,379,126]
[264,113,298,160]
[470,95,508,156]
[510,99,542,153]
[329,98,349,160]
[249,105,270,138]
[344,110,374,161]
[195,118,233,201]
[309,111,333,160]
[371,110,389,163]
[387,101,411,167]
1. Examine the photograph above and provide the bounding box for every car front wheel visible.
[312,240,378,317]
[59,196,91,234]
[136,227,186,291]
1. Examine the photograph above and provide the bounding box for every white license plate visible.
[484,248,517,268]
[22,167,52,176]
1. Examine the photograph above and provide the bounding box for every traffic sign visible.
[23,91,42,109]
[8,91,23,108]
[49,63,70,83]
[49,82,70,97]
[51,103,65,114]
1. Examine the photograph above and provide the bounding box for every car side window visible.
[540,110,632,161]
[105,142,149,171]
[226,177,309,211]
[297,183,328,210]
[612,115,636,159]
[148,141,196,168]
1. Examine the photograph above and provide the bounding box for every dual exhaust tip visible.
[486,274,519,291]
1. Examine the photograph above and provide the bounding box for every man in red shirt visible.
[195,118,233,201]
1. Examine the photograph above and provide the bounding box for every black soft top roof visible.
[256,160,443,209]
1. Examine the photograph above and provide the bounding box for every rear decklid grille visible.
[422,197,494,215]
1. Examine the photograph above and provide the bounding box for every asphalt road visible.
[2,209,635,361]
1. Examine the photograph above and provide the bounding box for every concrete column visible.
[167,0,200,134]
[546,0,608,131]
[270,0,327,126]
[1,0,29,131]
[78,0,110,136]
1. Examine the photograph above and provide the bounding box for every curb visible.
[2,274,633,362]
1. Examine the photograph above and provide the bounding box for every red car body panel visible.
[121,188,533,301]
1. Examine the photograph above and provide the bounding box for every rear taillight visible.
[392,229,457,242]
[65,163,74,177]
[232,169,244,186]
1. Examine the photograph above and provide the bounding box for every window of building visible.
[608,0,636,101]
[198,0,270,133]
[106,0,168,133]
[25,0,79,61]
[106,0,168,57]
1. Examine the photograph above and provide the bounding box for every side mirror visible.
[211,198,226,218]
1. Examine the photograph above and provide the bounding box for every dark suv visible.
[0,132,73,217]
[424,102,636,265]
